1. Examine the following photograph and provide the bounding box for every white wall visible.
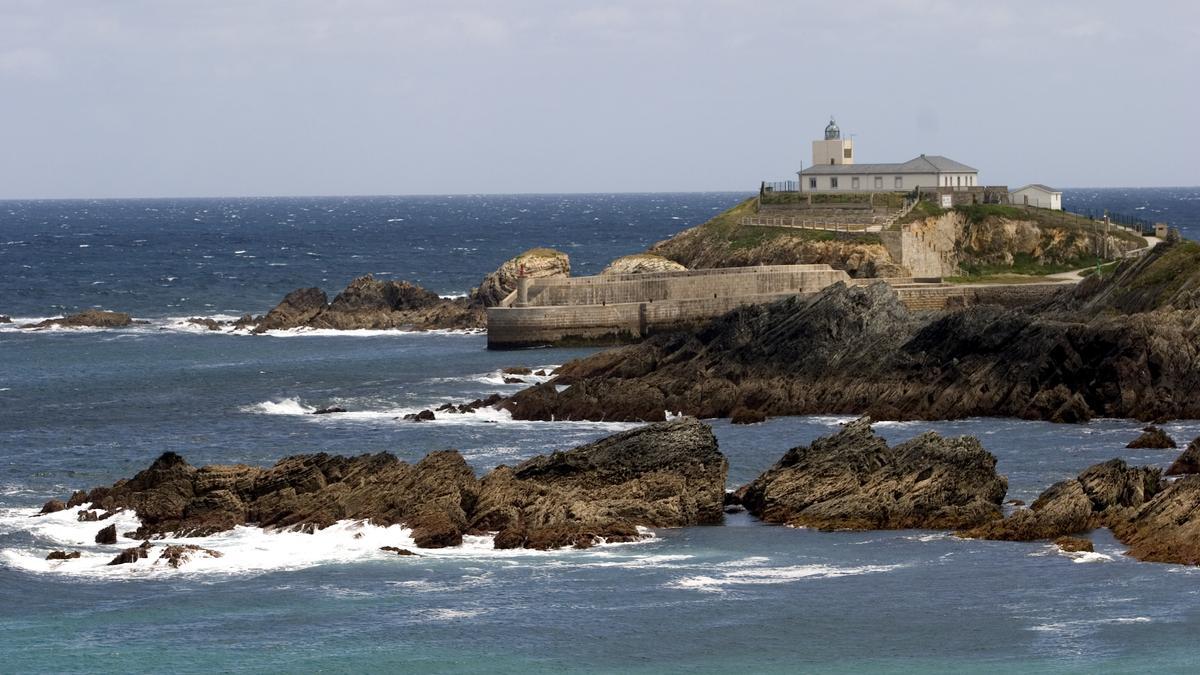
[1012,187,1062,210]
[801,172,940,192]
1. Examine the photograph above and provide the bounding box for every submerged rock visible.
[403,410,435,422]
[734,417,1007,531]
[54,418,727,551]
[1054,536,1094,553]
[95,523,117,545]
[158,544,223,568]
[24,310,139,329]
[1127,426,1176,449]
[312,406,347,415]
[108,541,152,566]
[380,546,420,556]
[46,550,81,560]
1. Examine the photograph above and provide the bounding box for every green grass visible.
[729,225,880,249]
[1078,261,1121,278]
[896,200,946,225]
[956,204,1146,246]
[956,252,1107,278]
[759,191,907,208]
[1128,241,1200,291]
[943,274,1068,285]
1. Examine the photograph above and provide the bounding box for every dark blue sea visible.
[2,189,1200,673]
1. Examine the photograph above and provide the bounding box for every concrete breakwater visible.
[487,264,848,349]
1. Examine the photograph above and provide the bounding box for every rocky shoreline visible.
[500,241,1200,424]
[36,416,1200,569]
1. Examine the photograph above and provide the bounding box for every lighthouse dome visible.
[824,118,840,140]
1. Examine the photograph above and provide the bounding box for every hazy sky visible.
[1,0,1196,198]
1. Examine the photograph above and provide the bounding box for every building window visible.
[830,177,839,189]
[875,176,883,189]
[957,176,961,187]
[809,177,817,189]
[829,158,834,165]
[894,176,902,189]
[851,177,860,189]
[844,148,852,159]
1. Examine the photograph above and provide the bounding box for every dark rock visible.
[736,417,1007,531]
[503,377,525,384]
[473,417,727,549]
[53,418,727,552]
[24,309,137,329]
[312,406,347,415]
[39,499,67,514]
[0,315,10,323]
[95,524,118,545]
[1054,536,1094,553]
[1109,476,1200,564]
[961,459,1161,541]
[108,541,152,566]
[252,276,484,333]
[46,550,81,560]
[253,287,328,333]
[456,394,503,414]
[158,544,222,568]
[1167,438,1200,476]
[66,490,89,508]
[403,410,436,422]
[502,367,532,376]
[380,546,420,556]
[77,510,100,522]
[187,317,222,331]
[1127,426,1176,449]
[730,407,766,425]
[534,370,547,376]
[1006,499,1026,506]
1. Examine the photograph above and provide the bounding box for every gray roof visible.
[801,154,977,175]
[1013,183,1060,194]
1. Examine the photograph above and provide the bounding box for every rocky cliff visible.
[601,253,687,275]
[470,247,570,307]
[501,242,1200,424]
[48,417,727,552]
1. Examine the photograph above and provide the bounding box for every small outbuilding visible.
[1011,184,1062,210]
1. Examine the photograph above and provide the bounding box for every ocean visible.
[2,188,1200,673]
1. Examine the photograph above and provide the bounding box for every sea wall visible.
[488,264,849,348]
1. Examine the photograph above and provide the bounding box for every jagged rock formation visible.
[733,418,1006,530]
[1127,426,1176,449]
[601,254,687,275]
[248,248,571,332]
[960,459,1161,541]
[471,248,570,307]
[53,418,726,552]
[253,277,482,332]
[1110,477,1200,564]
[651,226,903,278]
[1166,439,1200,476]
[22,310,141,329]
[501,242,1200,424]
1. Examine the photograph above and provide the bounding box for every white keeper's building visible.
[799,118,979,193]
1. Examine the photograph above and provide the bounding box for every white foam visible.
[0,505,658,578]
[667,563,905,593]
[238,397,640,431]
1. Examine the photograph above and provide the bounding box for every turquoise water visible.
[3,190,1200,673]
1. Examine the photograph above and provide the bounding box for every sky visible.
[0,0,1197,198]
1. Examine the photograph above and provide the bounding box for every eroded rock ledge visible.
[732,417,1007,531]
[50,417,727,551]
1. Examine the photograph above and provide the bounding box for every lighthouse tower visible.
[811,117,854,167]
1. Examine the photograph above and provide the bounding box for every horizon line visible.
[2,185,1199,202]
